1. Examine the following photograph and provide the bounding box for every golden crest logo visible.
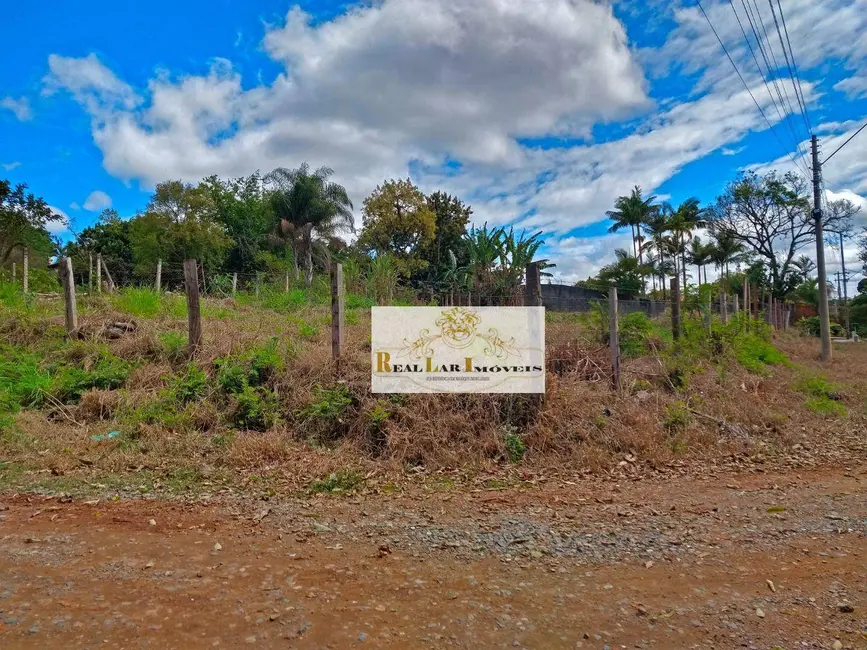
[372,306,545,393]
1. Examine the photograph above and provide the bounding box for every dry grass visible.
[3,292,867,497]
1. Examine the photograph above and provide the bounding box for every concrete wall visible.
[540,283,667,318]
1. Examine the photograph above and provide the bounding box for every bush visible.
[296,384,352,422]
[168,364,208,403]
[230,385,281,430]
[502,425,526,462]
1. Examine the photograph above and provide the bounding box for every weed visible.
[167,363,208,403]
[502,425,526,462]
[231,385,281,430]
[248,338,282,384]
[112,288,186,319]
[159,331,187,362]
[307,469,363,494]
[796,374,846,416]
[296,384,352,422]
[733,334,788,374]
[216,357,248,394]
[297,320,319,338]
[662,401,690,433]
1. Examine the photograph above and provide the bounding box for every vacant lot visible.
[1,284,866,648]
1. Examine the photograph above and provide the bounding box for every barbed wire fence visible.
[18,254,850,393]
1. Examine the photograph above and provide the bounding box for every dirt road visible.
[1,466,865,649]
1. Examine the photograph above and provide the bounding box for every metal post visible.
[840,232,850,337]
[812,134,832,360]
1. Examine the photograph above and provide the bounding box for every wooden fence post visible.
[88,252,93,293]
[22,246,29,294]
[255,273,261,298]
[331,263,344,370]
[183,259,202,353]
[525,262,542,307]
[96,253,102,293]
[742,279,749,331]
[720,292,728,325]
[671,277,681,341]
[58,257,78,337]
[733,293,739,315]
[101,256,116,293]
[609,287,620,390]
[232,272,238,295]
[705,297,712,334]
[285,270,290,293]
[155,258,162,292]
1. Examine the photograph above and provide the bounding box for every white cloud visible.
[834,74,867,99]
[43,53,141,114]
[2,161,21,171]
[69,201,80,210]
[0,96,32,121]
[83,190,112,211]
[46,206,70,234]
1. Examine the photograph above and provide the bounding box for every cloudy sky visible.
[1,0,866,286]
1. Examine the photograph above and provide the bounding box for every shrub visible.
[619,312,654,356]
[296,384,352,422]
[502,425,526,462]
[231,385,281,430]
[662,401,690,433]
[168,364,208,403]
[248,338,282,384]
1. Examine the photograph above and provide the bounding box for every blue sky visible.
[2,0,866,283]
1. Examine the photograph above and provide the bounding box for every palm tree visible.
[643,210,672,294]
[265,164,354,286]
[597,249,653,299]
[687,237,716,287]
[606,186,658,266]
[792,254,816,281]
[666,198,705,290]
[708,229,747,278]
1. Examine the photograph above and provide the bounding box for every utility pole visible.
[834,272,842,319]
[811,135,832,361]
[839,232,850,337]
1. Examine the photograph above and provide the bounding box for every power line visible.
[766,0,812,138]
[744,0,811,171]
[696,0,809,180]
[821,121,867,165]
[729,0,810,177]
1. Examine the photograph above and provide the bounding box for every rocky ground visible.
[1,463,865,649]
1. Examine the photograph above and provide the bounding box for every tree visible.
[686,236,714,287]
[792,255,816,282]
[265,165,354,286]
[665,198,705,291]
[710,171,848,298]
[1,179,61,267]
[201,173,272,275]
[643,210,672,294]
[356,178,435,278]
[420,191,472,279]
[708,228,747,278]
[130,180,231,275]
[64,209,133,283]
[596,249,652,299]
[606,186,657,265]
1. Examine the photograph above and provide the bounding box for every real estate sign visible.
[371,306,545,393]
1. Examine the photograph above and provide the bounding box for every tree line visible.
[581,171,861,312]
[1,166,549,303]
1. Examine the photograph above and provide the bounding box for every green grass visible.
[733,333,788,374]
[111,288,186,319]
[296,384,352,422]
[795,373,846,416]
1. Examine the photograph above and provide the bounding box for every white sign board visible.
[371,306,545,393]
